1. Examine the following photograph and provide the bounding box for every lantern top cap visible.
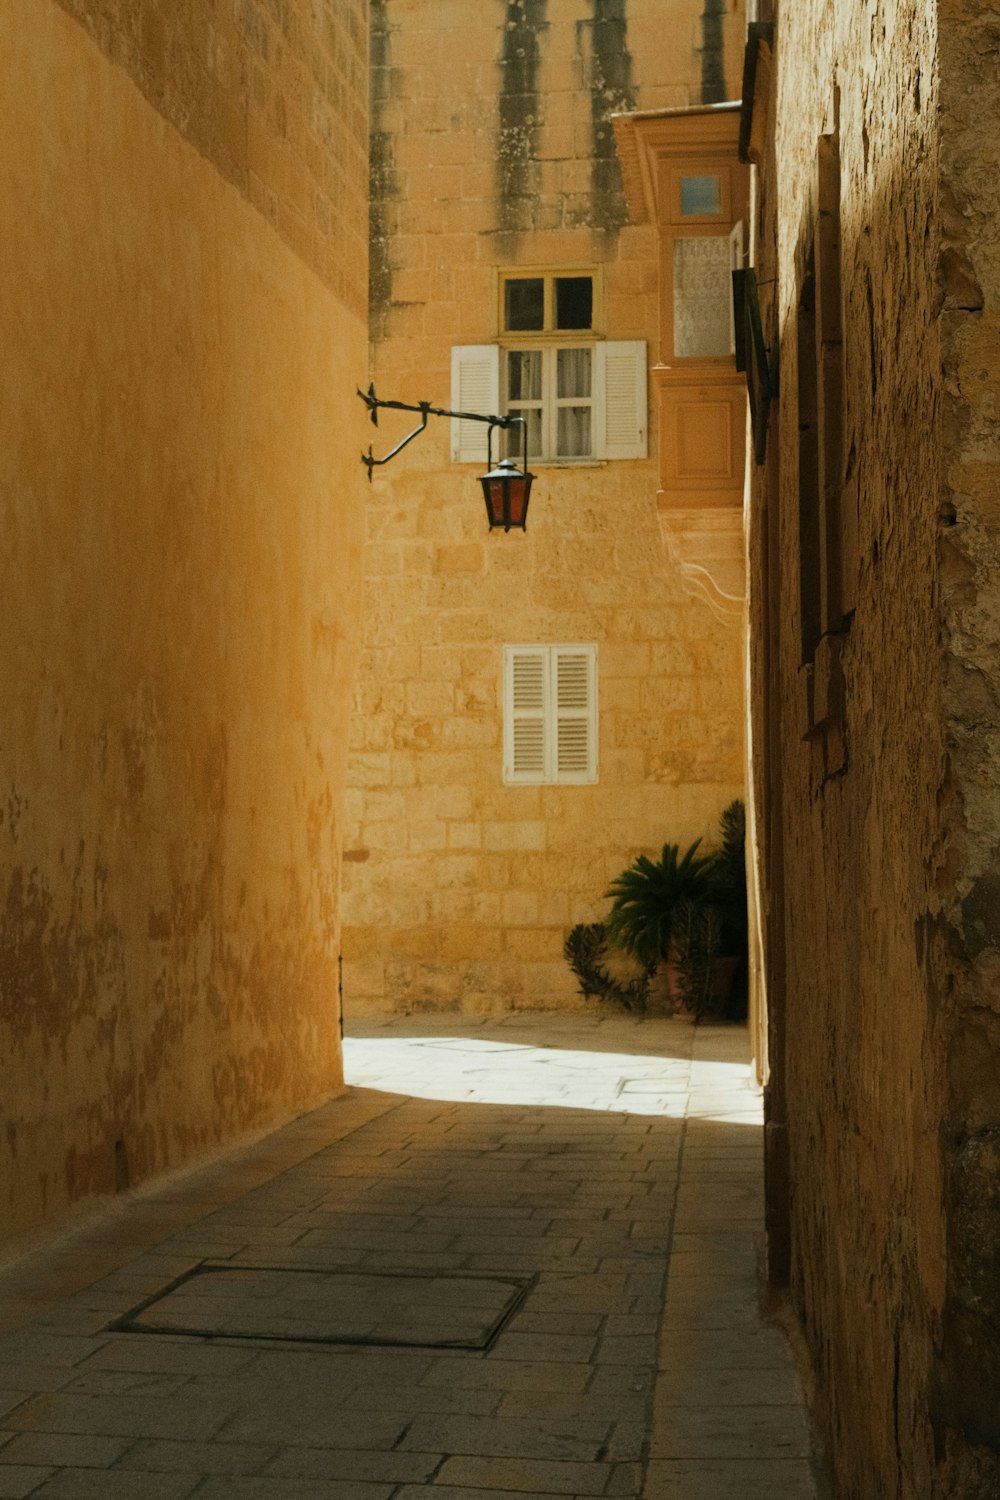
[483,456,532,479]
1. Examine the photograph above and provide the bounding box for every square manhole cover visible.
[111,1266,531,1349]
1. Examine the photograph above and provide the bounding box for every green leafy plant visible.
[673,801,748,1020]
[564,801,749,1021]
[603,839,712,969]
[563,923,655,1012]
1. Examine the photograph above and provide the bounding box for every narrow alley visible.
[0,1014,822,1498]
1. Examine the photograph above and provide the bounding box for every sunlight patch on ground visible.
[342,1034,759,1119]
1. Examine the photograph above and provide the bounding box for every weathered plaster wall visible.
[344,0,746,1014]
[749,0,1000,1493]
[0,0,368,1252]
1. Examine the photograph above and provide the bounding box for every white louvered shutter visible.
[503,645,597,784]
[504,647,548,783]
[595,340,647,460]
[451,345,501,462]
[553,647,598,783]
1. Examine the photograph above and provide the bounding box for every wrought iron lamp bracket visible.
[358,383,524,480]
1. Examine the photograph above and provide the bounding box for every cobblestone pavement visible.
[0,1011,824,1499]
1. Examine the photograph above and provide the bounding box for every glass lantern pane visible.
[680,174,722,216]
[557,406,592,458]
[672,236,732,357]
[557,347,591,399]
[504,278,544,331]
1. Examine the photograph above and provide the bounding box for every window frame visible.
[503,343,596,463]
[498,267,604,339]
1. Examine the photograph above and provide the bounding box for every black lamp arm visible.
[358,384,526,480]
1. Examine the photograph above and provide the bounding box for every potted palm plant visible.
[564,802,748,1021]
[603,838,713,973]
[670,801,748,1019]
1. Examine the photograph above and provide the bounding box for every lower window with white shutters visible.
[503,645,598,785]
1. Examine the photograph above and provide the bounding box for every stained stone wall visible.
[748,0,1000,1494]
[0,0,368,1253]
[344,0,747,1014]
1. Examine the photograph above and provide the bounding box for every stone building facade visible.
[746,1,1000,1493]
[343,0,748,1014]
[1,0,369,1254]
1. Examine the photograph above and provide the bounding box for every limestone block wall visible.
[748,0,1000,1493]
[935,2,1000,1483]
[0,0,368,1253]
[344,0,746,1014]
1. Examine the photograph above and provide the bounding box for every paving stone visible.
[0,1469,54,1500]
[592,1336,658,1366]
[245,1347,435,1389]
[6,1391,232,1441]
[395,1487,557,1500]
[336,1384,502,1416]
[495,1391,646,1423]
[0,1431,132,1467]
[398,1415,609,1461]
[0,1373,74,1405]
[649,1403,813,1460]
[79,1339,257,1377]
[61,1370,190,1397]
[644,1457,819,1499]
[586,1367,656,1396]
[486,1333,597,1364]
[221,1402,410,1448]
[422,1361,592,1394]
[660,1297,763,1333]
[653,1365,804,1408]
[605,1459,643,1494]
[115,1437,277,1474]
[602,1316,659,1337]
[182,1480,380,1500]
[504,1313,604,1337]
[0,1337,108,1369]
[31,1471,200,1498]
[265,1447,443,1481]
[657,1329,793,1372]
[435,1456,610,1494]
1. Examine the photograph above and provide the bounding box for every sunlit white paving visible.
[343,1023,724,1118]
[0,1010,825,1499]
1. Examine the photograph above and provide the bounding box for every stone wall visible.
[935,1,1000,1484]
[749,0,1000,1492]
[52,0,368,316]
[343,0,747,1014]
[0,0,368,1253]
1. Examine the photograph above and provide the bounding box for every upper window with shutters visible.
[450,269,647,467]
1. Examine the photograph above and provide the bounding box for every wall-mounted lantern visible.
[358,385,535,532]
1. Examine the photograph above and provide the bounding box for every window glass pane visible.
[504,278,544,331]
[504,408,543,461]
[507,349,542,401]
[557,406,591,458]
[673,236,732,357]
[523,408,543,460]
[555,276,593,330]
[680,175,722,216]
[557,347,591,399]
